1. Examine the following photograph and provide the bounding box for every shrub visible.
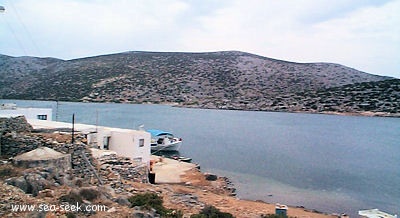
[59,191,83,205]
[191,205,234,218]
[79,188,100,201]
[66,212,77,218]
[128,192,182,218]
[129,193,163,211]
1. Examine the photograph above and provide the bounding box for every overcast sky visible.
[0,0,399,78]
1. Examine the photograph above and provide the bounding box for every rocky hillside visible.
[0,51,397,116]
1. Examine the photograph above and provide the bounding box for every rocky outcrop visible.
[5,167,69,196]
[131,206,159,218]
[0,180,51,218]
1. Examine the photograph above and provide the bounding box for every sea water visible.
[1,99,399,216]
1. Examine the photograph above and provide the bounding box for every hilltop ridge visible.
[0,51,398,116]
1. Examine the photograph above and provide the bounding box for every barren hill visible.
[1,51,397,116]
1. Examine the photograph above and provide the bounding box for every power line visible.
[0,6,28,56]
[8,0,42,56]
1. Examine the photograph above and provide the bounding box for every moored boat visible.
[147,129,182,151]
[171,155,192,162]
[359,209,397,218]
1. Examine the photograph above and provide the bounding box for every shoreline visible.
[149,154,338,217]
[2,98,399,118]
[176,162,338,218]
[177,104,400,118]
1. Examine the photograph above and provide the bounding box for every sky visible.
[0,0,399,78]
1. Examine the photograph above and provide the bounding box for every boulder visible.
[204,173,218,181]
[5,176,28,193]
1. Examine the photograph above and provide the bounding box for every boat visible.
[359,209,397,218]
[147,129,182,151]
[171,155,192,162]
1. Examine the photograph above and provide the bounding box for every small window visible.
[139,139,145,147]
[37,115,48,120]
[103,136,110,150]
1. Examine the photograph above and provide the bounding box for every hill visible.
[0,51,397,116]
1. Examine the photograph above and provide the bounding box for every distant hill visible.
[0,51,398,116]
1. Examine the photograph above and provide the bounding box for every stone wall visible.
[0,116,33,133]
[98,153,148,190]
[1,116,34,156]
[0,132,45,157]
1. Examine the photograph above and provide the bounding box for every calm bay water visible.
[2,99,399,216]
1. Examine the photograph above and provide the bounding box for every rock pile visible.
[220,176,236,196]
[204,173,236,196]
[169,193,205,210]
[131,206,160,218]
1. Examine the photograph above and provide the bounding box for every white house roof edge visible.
[27,119,149,135]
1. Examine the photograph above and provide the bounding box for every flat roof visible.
[27,119,147,134]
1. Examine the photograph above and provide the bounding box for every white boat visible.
[147,129,182,151]
[359,209,397,218]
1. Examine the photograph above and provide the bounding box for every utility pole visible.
[71,113,75,144]
[0,7,4,155]
[0,6,4,155]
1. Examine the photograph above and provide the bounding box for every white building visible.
[27,119,151,164]
[87,126,150,164]
[0,103,52,120]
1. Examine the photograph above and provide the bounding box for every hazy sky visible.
[0,0,399,78]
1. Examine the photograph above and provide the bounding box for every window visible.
[103,136,110,150]
[37,115,48,120]
[139,139,145,147]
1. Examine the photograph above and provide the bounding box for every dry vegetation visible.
[1,51,397,116]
